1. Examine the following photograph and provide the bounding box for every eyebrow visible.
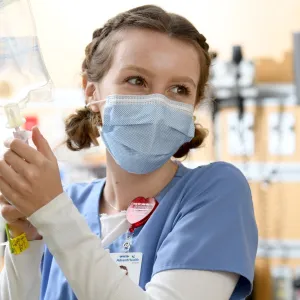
[121,65,197,88]
[121,65,155,78]
[170,76,196,88]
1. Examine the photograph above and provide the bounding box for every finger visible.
[0,176,15,204]
[5,138,45,166]
[0,203,24,223]
[0,194,12,206]
[0,160,25,192]
[7,219,31,238]
[0,194,12,208]
[0,160,18,186]
[0,193,8,204]
[3,150,30,177]
[31,127,56,162]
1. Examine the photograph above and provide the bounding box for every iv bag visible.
[0,0,52,108]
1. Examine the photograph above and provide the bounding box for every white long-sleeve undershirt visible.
[0,193,238,300]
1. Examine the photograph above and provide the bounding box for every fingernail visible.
[4,138,13,148]
[37,127,45,139]
[33,126,43,136]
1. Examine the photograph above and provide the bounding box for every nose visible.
[149,81,167,96]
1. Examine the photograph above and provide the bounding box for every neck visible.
[102,152,178,213]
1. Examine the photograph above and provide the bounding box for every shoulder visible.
[174,162,255,227]
[186,161,249,188]
[181,161,251,205]
[154,162,257,298]
[176,161,257,244]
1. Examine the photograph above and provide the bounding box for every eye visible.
[126,76,146,87]
[170,85,190,96]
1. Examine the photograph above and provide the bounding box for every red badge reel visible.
[126,197,159,232]
[123,197,158,252]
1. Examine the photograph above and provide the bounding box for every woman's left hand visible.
[0,127,63,217]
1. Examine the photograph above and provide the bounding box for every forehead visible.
[111,29,200,81]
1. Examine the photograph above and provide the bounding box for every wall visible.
[29,0,300,88]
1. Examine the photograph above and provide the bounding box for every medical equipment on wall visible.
[294,277,300,300]
[271,267,293,300]
[294,32,300,104]
[210,45,258,113]
[0,0,52,255]
[210,45,258,162]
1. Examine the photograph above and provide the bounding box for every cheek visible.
[97,80,115,99]
[97,70,125,98]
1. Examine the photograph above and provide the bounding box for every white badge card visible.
[110,252,143,285]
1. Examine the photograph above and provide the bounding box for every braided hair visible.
[65,5,210,154]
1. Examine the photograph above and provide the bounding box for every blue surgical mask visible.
[90,94,195,174]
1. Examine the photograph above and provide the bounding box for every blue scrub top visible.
[40,162,258,300]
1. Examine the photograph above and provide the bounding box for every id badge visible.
[110,252,143,285]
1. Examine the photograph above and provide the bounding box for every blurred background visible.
[1,0,300,299]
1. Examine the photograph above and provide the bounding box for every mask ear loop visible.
[85,99,106,108]
[85,100,106,134]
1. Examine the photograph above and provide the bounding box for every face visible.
[87,29,201,113]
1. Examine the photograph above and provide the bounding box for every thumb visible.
[31,127,56,162]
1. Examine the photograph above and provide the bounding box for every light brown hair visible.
[65,5,211,157]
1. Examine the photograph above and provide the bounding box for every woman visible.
[0,5,258,300]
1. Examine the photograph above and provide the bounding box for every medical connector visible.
[4,102,26,129]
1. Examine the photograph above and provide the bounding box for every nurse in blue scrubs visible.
[0,5,258,300]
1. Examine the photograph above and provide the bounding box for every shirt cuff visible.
[28,192,71,225]
[28,192,99,253]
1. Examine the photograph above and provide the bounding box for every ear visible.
[85,82,95,98]
[82,72,88,90]
[85,82,100,112]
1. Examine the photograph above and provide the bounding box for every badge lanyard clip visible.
[123,197,159,252]
[123,231,134,252]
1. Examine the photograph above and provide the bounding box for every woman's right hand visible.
[0,194,42,241]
